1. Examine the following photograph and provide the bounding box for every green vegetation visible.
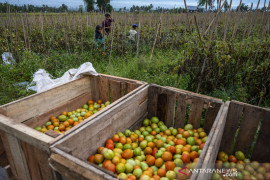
[0,12,269,107]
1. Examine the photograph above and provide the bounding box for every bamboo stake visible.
[20,14,27,49]
[109,11,115,62]
[196,23,215,93]
[204,0,226,36]
[194,15,206,50]
[25,12,31,50]
[231,0,242,40]
[150,10,163,61]
[136,12,141,57]
[223,0,233,42]
[40,12,45,46]
[183,0,191,31]
[247,0,261,37]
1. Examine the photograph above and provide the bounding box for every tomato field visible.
[0,9,269,107]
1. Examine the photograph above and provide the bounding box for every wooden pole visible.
[183,0,191,31]
[136,12,141,57]
[223,0,233,42]
[231,0,242,40]
[150,10,163,61]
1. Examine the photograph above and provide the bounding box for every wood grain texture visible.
[164,89,177,128]
[175,93,187,128]
[109,80,121,103]
[251,110,270,162]
[5,134,31,180]
[187,97,204,129]
[24,92,92,128]
[203,103,222,134]
[90,76,99,101]
[0,114,53,153]
[157,93,168,124]
[218,102,244,154]
[98,77,109,102]
[126,82,137,94]
[50,152,116,180]
[147,85,161,118]
[196,102,229,180]
[233,105,262,155]
[0,76,92,123]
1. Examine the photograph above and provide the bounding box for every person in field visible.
[95,25,104,51]
[128,24,138,45]
[102,13,114,35]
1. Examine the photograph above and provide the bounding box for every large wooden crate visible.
[49,84,225,180]
[0,74,146,180]
[193,100,270,180]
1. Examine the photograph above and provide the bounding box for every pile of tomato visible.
[34,100,110,134]
[88,117,208,180]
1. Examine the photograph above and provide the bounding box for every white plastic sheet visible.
[27,62,98,93]
[2,52,15,64]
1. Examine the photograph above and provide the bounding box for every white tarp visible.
[27,62,98,93]
[2,52,15,64]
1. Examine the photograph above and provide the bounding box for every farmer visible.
[95,25,104,51]
[127,24,138,44]
[102,13,114,35]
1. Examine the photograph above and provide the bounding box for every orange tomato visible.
[50,116,57,121]
[88,155,95,163]
[47,125,54,130]
[126,137,132,144]
[63,121,69,127]
[65,127,71,131]
[98,147,104,154]
[143,170,152,177]
[88,100,94,105]
[112,134,120,142]
[152,175,161,180]
[181,153,190,163]
[51,118,58,123]
[73,122,79,126]
[58,124,65,131]
[162,151,172,161]
[146,155,155,166]
[183,131,190,138]
[68,119,74,125]
[105,143,114,150]
[151,131,157,136]
[190,151,199,161]
[106,139,114,144]
[53,122,59,127]
[147,142,155,149]
[84,112,92,119]
[144,147,153,155]
[62,112,68,116]
[176,139,186,146]
[155,158,164,168]
[165,161,176,171]
[106,163,115,173]
[128,175,136,180]
[97,100,102,104]
[78,116,83,120]
[119,137,126,144]
[121,149,133,159]
[157,168,166,177]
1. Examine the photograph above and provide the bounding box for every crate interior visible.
[218,101,270,162]
[54,85,223,163]
[0,75,140,138]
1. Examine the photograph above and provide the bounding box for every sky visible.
[1,0,267,9]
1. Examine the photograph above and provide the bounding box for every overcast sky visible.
[1,0,267,9]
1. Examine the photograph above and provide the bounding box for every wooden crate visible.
[193,100,270,180]
[0,74,146,180]
[49,84,225,180]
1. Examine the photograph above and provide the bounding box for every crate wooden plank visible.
[0,77,91,123]
[251,110,270,162]
[203,103,222,134]
[194,102,229,180]
[175,93,187,128]
[147,85,161,118]
[24,92,92,128]
[120,82,126,96]
[99,73,144,85]
[218,102,244,154]
[126,82,137,94]
[98,77,110,102]
[157,93,168,124]
[50,151,116,180]
[0,131,18,177]
[233,105,262,155]
[110,80,121,103]
[5,134,31,180]
[164,89,177,128]
[187,97,204,129]
[90,76,100,101]
[0,114,53,153]
[21,142,42,180]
